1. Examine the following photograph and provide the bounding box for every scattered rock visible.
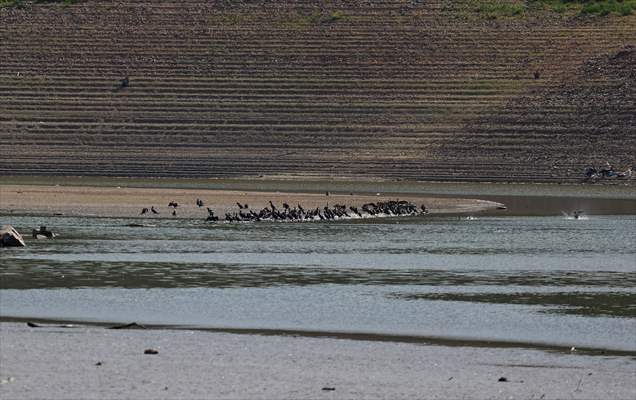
[498,377,508,382]
[0,225,26,247]
[144,348,159,355]
[321,387,336,391]
[95,361,103,366]
[26,322,41,328]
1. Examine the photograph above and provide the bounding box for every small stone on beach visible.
[322,387,335,391]
[144,348,159,355]
[498,377,508,382]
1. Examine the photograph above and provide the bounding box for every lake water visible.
[1,213,635,352]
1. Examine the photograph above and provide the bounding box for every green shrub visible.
[327,10,348,22]
[468,1,636,17]
[283,10,348,29]
[0,0,21,7]
[540,0,636,16]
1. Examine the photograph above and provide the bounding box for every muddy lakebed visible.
[1,210,635,353]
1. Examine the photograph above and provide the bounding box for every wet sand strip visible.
[3,316,634,358]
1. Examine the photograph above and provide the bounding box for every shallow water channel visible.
[1,214,635,352]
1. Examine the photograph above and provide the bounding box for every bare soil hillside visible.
[1,0,634,182]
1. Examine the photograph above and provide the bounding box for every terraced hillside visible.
[1,0,634,182]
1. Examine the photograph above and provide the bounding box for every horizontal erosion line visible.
[0,82,529,89]
[0,156,590,167]
[0,169,565,178]
[4,28,626,34]
[8,131,608,139]
[0,61,530,67]
[0,103,589,111]
[0,109,594,117]
[0,84,527,91]
[6,129,608,136]
[0,75,546,83]
[0,87,520,95]
[0,158,587,168]
[10,125,577,133]
[1,143,427,149]
[0,170,576,181]
[2,36,626,45]
[0,68,531,76]
[0,78,528,85]
[0,109,509,117]
[2,28,628,37]
[0,71,523,79]
[7,118,620,126]
[4,164,625,173]
[1,47,614,54]
[1,67,555,74]
[1,143,587,151]
[0,121,463,128]
[0,160,570,169]
[0,166,590,176]
[0,101,525,109]
[0,95,517,104]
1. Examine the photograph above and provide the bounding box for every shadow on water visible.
[2,259,635,291]
[387,291,636,318]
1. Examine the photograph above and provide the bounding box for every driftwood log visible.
[0,225,26,247]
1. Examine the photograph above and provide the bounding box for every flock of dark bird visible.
[141,198,428,223]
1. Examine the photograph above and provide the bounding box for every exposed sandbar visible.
[0,184,503,218]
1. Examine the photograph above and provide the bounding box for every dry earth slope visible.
[1,0,634,182]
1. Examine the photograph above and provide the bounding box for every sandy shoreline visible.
[0,184,503,219]
[1,322,634,400]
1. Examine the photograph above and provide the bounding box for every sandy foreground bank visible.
[0,185,502,218]
[0,323,634,400]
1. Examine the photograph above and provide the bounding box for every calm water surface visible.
[1,214,635,351]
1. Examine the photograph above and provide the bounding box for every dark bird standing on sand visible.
[151,206,159,214]
[140,207,149,215]
[196,199,204,207]
[169,201,178,208]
